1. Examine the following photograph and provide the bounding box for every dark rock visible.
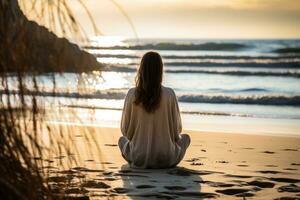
[0,0,103,73]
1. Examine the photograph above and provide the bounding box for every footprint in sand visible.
[102,171,114,175]
[215,188,252,196]
[261,151,275,154]
[185,158,200,162]
[167,167,215,176]
[54,155,65,159]
[256,170,283,174]
[217,161,229,164]
[81,180,110,189]
[284,168,297,171]
[41,166,57,169]
[64,187,89,194]
[291,163,300,166]
[163,191,219,198]
[278,184,300,193]
[282,149,298,152]
[115,172,149,178]
[242,147,254,150]
[185,157,207,163]
[104,177,118,181]
[274,196,300,200]
[265,165,278,167]
[73,167,104,173]
[75,134,83,137]
[104,144,118,147]
[112,187,131,194]
[44,159,54,163]
[48,176,72,183]
[247,180,275,188]
[237,164,248,167]
[191,162,204,166]
[235,192,255,197]
[101,161,113,164]
[199,181,236,187]
[58,169,78,175]
[270,177,300,183]
[224,174,253,179]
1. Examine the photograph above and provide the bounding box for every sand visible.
[43,124,300,199]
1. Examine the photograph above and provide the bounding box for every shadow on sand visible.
[115,164,219,199]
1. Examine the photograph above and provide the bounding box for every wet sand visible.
[43,125,300,199]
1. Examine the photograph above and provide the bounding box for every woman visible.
[118,51,190,169]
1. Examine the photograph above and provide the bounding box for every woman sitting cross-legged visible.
[118,51,190,169]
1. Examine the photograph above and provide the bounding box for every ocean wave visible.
[84,42,247,51]
[2,89,300,106]
[239,88,269,92]
[95,54,300,60]
[105,61,300,68]
[206,88,269,93]
[178,94,300,106]
[1,90,126,100]
[275,47,300,54]
[163,61,300,68]
[164,69,300,77]
[107,66,300,77]
[65,104,252,117]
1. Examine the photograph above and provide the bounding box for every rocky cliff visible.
[0,0,103,73]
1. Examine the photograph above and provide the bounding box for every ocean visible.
[3,37,300,136]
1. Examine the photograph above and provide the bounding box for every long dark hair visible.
[134,51,163,113]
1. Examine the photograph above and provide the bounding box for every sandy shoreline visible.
[44,124,300,199]
[45,106,300,137]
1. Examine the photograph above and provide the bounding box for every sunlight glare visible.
[89,36,127,47]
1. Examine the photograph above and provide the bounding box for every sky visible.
[24,0,300,39]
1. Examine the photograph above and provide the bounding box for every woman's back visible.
[118,51,190,169]
[120,86,182,168]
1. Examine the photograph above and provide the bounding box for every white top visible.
[120,86,183,168]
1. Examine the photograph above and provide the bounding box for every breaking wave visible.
[178,94,300,106]
[3,90,300,106]
[107,66,300,77]
[65,104,252,117]
[95,54,300,60]
[275,47,300,54]
[84,42,247,51]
